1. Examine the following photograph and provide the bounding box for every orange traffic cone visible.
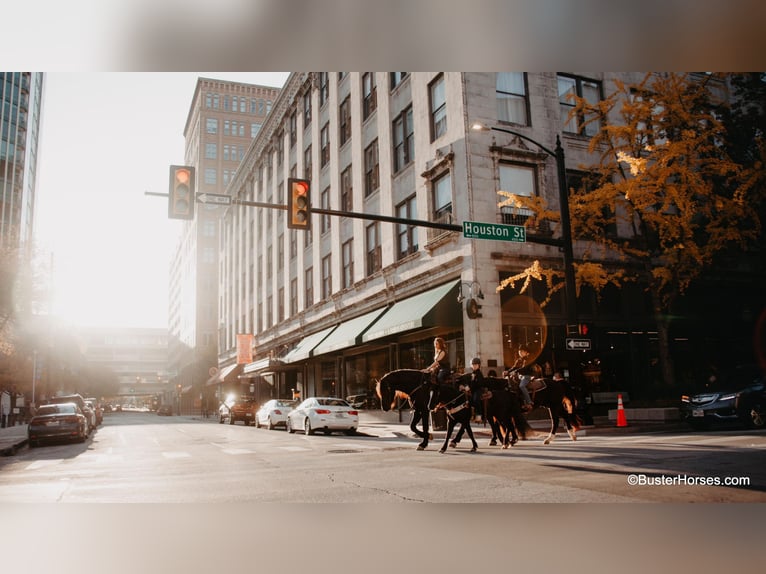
[616,394,628,427]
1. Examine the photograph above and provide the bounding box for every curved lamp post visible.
[472,122,578,329]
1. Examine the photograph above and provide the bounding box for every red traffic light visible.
[288,178,311,230]
[168,165,195,220]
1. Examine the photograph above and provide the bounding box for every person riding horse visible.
[505,345,536,411]
[424,337,451,386]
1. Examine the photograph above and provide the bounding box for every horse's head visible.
[376,375,397,412]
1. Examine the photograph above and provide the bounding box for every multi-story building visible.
[169,78,280,411]
[216,72,763,406]
[0,72,44,251]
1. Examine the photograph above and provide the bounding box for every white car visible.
[255,399,294,430]
[286,397,359,436]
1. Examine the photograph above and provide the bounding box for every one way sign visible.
[566,338,591,350]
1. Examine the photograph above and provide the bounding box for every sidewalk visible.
[0,424,28,456]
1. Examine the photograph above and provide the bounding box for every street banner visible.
[237,334,254,364]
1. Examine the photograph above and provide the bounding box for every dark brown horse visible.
[376,369,437,450]
[506,372,582,444]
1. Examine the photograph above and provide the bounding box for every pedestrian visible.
[468,357,485,421]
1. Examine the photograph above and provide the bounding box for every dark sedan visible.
[681,366,766,430]
[28,403,88,447]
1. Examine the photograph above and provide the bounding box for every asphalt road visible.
[1,411,765,502]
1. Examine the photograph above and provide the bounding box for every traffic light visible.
[168,165,195,220]
[578,323,589,336]
[287,178,311,230]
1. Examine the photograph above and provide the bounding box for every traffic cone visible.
[616,394,628,427]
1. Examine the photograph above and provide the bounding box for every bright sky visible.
[34,72,290,329]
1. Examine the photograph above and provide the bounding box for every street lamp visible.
[471,122,578,330]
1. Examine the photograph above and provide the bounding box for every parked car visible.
[286,397,358,436]
[28,403,88,447]
[44,394,95,435]
[345,393,380,410]
[157,405,173,416]
[229,398,258,426]
[681,365,766,429]
[255,399,294,430]
[218,403,230,424]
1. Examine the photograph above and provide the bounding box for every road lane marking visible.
[162,451,191,459]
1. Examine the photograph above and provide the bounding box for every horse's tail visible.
[561,388,582,431]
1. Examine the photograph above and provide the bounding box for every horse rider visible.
[507,344,535,412]
[424,337,450,387]
[467,357,485,421]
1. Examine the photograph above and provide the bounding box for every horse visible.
[453,373,528,449]
[506,372,582,444]
[376,369,438,450]
[431,383,479,453]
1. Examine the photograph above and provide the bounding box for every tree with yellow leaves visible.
[500,73,764,386]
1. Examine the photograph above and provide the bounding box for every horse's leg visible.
[563,409,577,441]
[463,417,478,452]
[440,417,457,453]
[488,418,499,446]
[410,410,425,439]
[543,406,556,445]
[418,409,430,450]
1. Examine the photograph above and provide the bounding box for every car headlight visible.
[719,393,738,401]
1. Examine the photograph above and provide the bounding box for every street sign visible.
[197,193,232,206]
[463,220,526,242]
[566,338,591,350]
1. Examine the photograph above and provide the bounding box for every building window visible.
[499,163,536,225]
[290,278,298,316]
[267,295,273,326]
[342,239,354,289]
[364,139,379,197]
[205,143,217,159]
[305,267,313,307]
[277,233,284,270]
[339,96,351,146]
[289,110,297,148]
[558,74,602,136]
[429,74,447,141]
[320,123,330,167]
[390,72,409,90]
[321,186,331,233]
[203,220,216,237]
[206,118,218,134]
[321,255,332,299]
[392,105,414,173]
[432,171,452,223]
[278,287,285,323]
[496,72,529,125]
[396,195,418,259]
[303,89,312,126]
[340,164,353,211]
[366,222,381,276]
[304,145,313,179]
[204,168,217,185]
[251,123,261,138]
[318,72,329,107]
[362,73,377,120]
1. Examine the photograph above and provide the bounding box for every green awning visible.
[311,306,390,356]
[281,325,337,363]
[361,280,461,343]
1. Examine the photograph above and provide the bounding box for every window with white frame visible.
[339,96,351,146]
[205,143,217,159]
[206,118,218,134]
[290,278,298,316]
[303,89,312,126]
[499,163,536,225]
[496,72,528,125]
[321,186,331,233]
[340,164,353,211]
[318,72,329,107]
[304,145,312,179]
[204,168,217,185]
[320,123,330,167]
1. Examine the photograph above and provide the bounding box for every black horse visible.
[431,384,479,453]
[453,374,529,449]
[506,372,582,444]
[376,369,437,450]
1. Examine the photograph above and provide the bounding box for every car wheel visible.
[28,439,37,448]
[286,418,294,433]
[304,418,314,436]
[255,417,261,428]
[746,404,765,429]
[344,429,357,436]
[267,417,275,430]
